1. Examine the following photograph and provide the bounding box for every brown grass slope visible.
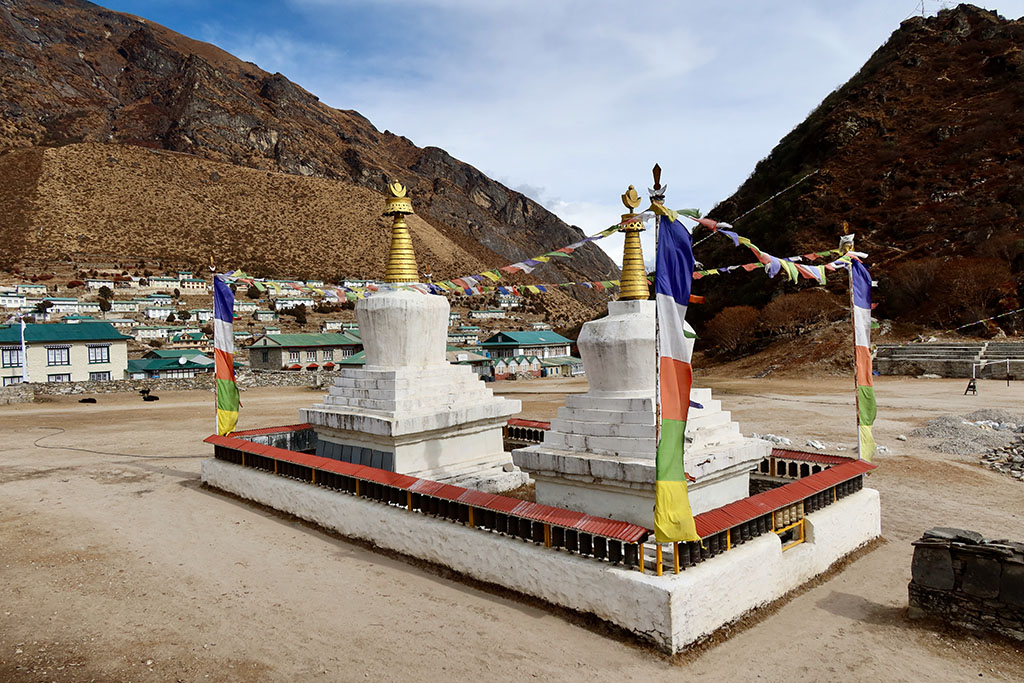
[692,4,1024,335]
[0,0,618,287]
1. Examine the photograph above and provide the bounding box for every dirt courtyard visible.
[2,376,1023,681]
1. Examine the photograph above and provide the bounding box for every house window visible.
[47,373,71,383]
[323,349,334,361]
[306,349,316,362]
[1,347,22,368]
[289,350,300,362]
[46,347,70,366]
[261,351,269,363]
[89,371,111,381]
[342,348,353,358]
[3,376,22,386]
[88,345,110,364]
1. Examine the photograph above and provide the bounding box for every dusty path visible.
[1,378,1023,681]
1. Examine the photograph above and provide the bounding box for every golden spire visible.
[618,184,648,300]
[383,181,418,283]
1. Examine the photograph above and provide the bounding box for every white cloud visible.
[200,0,1024,265]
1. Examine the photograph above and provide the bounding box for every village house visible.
[132,325,184,342]
[530,321,552,330]
[127,349,216,380]
[110,300,140,313]
[448,311,460,325]
[321,320,346,332]
[144,303,177,320]
[42,297,81,314]
[16,283,48,296]
[497,294,522,309]
[263,326,281,335]
[233,300,259,313]
[85,277,115,290]
[468,308,506,320]
[248,332,362,371]
[448,329,479,345]
[446,347,493,379]
[479,330,573,359]
[254,309,278,322]
[190,308,214,322]
[0,321,130,385]
[60,315,99,324]
[491,355,541,380]
[273,296,315,311]
[178,277,209,294]
[0,292,26,309]
[146,276,181,291]
[168,331,210,351]
[540,356,585,377]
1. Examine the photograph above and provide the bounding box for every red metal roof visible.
[205,432,650,542]
[230,423,313,438]
[770,448,855,465]
[507,418,551,430]
[693,459,875,537]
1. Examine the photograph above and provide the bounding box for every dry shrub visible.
[704,306,759,354]
[761,289,845,335]
[881,257,1012,327]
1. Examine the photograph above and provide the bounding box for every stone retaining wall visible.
[908,527,1024,641]
[0,369,335,404]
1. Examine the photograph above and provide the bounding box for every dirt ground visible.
[2,376,1023,681]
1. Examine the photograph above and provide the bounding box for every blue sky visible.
[102,0,1024,263]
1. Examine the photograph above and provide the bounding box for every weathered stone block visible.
[924,527,984,544]
[912,546,955,590]
[962,557,1002,598]
[1001,563,1024,607]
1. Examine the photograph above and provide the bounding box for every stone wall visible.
[0,369,335,404]
[908,527,1024,641]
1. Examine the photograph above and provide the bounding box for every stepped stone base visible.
[513,386,769,527]
[302,363,527,493]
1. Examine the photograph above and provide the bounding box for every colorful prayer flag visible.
[850,260,876,461]
[213,276,239,435]
[653,213,700,544]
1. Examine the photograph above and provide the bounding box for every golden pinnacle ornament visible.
[618,184,649,301]
[383,181,418,284]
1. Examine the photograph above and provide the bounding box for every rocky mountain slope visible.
[694,4,1024,336]
[0,0,618,287]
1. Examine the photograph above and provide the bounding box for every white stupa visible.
[300,182,527,492]
[513,182,767,525]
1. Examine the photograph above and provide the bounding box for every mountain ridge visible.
[0,0,618,288]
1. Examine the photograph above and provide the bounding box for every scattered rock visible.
[896,434,908,441]
[806,439,827,450]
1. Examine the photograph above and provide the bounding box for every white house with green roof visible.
[249,332,362,371]
[0,322,130,385]
[480,330,573,359]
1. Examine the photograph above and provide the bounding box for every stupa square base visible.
[513,437,769,527]
[202,458,881,653]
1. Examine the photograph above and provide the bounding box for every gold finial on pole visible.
[618,184,648,300]
[383,181,418,283]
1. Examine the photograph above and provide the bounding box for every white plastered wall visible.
[202,458,880,652]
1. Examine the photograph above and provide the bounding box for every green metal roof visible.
[144,349,209,360]
[0,322,130,344]
[336,350,366,365]
[249,332,360,348]
[480,331,572,346]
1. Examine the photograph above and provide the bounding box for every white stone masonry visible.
[303,289,527,493]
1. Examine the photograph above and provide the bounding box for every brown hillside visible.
[694,4,1024,337]
[0,0,618,287]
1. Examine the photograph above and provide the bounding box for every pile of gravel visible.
[910,410,1024,456]
[981,443,1024,481]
